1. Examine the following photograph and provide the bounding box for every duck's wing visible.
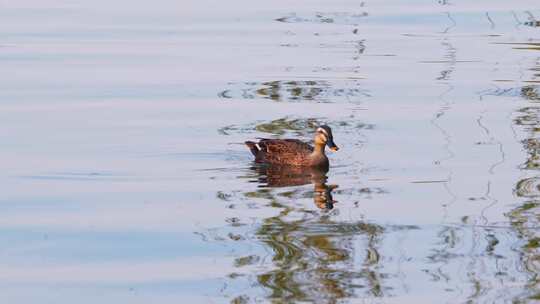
[255,139,313,165]
[258,139,313,154]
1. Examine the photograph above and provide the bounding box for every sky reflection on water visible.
[1,0,540,303]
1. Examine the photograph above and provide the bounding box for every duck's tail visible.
[245,141,260,157]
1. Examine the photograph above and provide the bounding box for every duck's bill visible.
[327,140,339,151]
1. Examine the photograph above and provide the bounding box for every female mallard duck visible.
[245,125,339,168]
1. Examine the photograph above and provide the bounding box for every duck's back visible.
[247,139,314,166]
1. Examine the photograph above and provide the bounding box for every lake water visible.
[1,0,540,303]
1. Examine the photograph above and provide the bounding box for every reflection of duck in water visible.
[253,165,338,209]
[245,125,339,169]
[314,182,338,210]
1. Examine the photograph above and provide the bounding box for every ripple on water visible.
[218,80,370,103]
[220,116,374,139]
[275,12,369,25]
[515,177,540,198]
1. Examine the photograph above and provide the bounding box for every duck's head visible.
[314,125,339,152]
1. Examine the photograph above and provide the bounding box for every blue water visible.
[1,0,540,303]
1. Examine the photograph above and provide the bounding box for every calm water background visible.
[1,0,540,303]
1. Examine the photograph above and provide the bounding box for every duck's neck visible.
[312,143,326,155]
[310,143,329,168]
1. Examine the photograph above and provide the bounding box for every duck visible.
[245,125,339,168]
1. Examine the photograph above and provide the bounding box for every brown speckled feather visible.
[255,139,313,166]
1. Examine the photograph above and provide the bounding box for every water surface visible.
[1,0,540,303]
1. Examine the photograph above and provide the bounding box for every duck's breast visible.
[308,154,329,168]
